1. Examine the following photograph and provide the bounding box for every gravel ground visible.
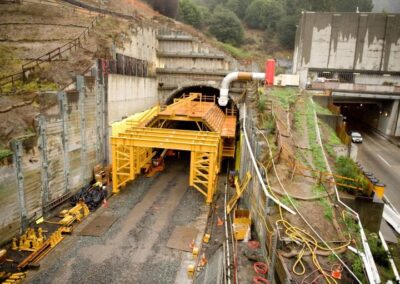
[27,159,207,284]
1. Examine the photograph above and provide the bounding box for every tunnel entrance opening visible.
[334,99,390,133]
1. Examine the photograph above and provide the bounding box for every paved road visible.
[355,131,400,213]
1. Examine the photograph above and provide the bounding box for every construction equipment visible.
[17,228,65,270]
[227,172,252,214]
[233,209,251,241]
[1,272,26,284]
[59,200,90,226]
[13,228,46,252]
[93,164,111,186]
[187,264,195,278]
[111,93,237,203]
[146,149,168,177]
[0,249,6,264]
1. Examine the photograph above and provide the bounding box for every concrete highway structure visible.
[293,12,400,75]
[293,12,400,137]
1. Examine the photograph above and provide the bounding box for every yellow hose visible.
[258,160,352,284]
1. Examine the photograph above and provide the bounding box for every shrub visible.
[178,0,204,28]
[209,5,244,46]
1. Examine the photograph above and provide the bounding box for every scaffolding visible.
[111,93,236,203]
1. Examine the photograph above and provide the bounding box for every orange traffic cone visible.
[103,198,108,208]
[217,217,223,226]
[189,239,195,249]
[200,253,207,266]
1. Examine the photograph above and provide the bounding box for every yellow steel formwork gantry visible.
[111,93,236,203]
[111,127,222,203]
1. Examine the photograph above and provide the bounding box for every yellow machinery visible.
[17,227,65,270]
[233,209,251,240]
[12,228,46,252]
[59,200,90,226]
[227,171,252,214]
[111,93,237,203]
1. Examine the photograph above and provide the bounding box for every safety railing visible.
[0,15,100,89]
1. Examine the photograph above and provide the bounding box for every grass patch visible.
[220,43,252,59]
[269,87,297,110]
[281,195,298,207]
[335,156,369,194]
[0,147,13,160]
[1,80,58,94]
[367,233,395,283]
[262,118,275,132]
[312,184,333,220]
[305,100,327,172]
[347,252,366,283]
[319,120,342,159]
[258,92,267,112]
[320,198,333,220]
[294,109,303,131]
[313,102,332,115]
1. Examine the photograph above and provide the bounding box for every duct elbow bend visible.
[218,88,229,106]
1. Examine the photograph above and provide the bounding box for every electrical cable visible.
[255,126,360,284]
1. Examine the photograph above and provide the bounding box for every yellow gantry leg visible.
[189,151,218,204]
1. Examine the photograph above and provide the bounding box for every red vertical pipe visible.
[265,59,275,86]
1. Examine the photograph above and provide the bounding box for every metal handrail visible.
[0,16,99,88]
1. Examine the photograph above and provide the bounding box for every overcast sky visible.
[373,0,400,12]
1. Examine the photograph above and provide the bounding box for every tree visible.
[144,0,179,18]
[226,0,254,19]
[244,0,284,32]
[209,5,244,46]
[277,15,298,48]
[203,0,228,10]
[179,0,204,28]
[335,0,373,12]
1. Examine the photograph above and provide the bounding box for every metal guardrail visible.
[0,15,100,89]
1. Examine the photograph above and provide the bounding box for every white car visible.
[351,132,363,143]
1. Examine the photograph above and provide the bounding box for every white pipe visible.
[219,72,266,106]
[224,182,231,284]
[379,231,400,283]
[242,104,296,215]
[383,204,400,234]
[348,246,376,284]
[311,99,381,283]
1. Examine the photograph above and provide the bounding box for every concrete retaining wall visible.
[294,12,400,73]
[0,75,107,245]
[107,75,157,123]
[0,25,159,244]
[157,57,227,70]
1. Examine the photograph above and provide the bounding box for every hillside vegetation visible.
[162,0,374,64]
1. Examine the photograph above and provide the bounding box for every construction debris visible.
[70,185,107,211]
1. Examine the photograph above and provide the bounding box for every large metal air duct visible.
[218,72,266,106]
